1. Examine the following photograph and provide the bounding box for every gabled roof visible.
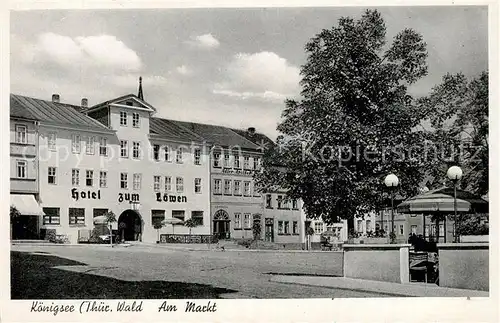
[86,94,156,113]
[170,120,261,150]
[10,95,37,120]
[150,117,205,143]
[231,128,276,151]
[10,94,112,131]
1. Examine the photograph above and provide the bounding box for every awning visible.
[10,194,45,216]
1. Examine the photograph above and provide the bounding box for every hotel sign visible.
[156,192,188,203]
[71,188,101,201]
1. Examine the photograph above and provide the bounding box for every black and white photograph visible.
[3,1,498,322]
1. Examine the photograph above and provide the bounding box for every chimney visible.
[247,127,256,135]
[81,98,88,108]
[51,94,60,103]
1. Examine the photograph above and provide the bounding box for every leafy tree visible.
[256,10,428,227]
[252,221,262,247]
[184,218,198,239]
[104,211,116,246]
[153,221,163,242]
[417,71,488,195]
[10,205,21,219]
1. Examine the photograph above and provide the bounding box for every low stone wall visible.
[343,244,410,283]
[438,243,489,291]
[460,235,489,243]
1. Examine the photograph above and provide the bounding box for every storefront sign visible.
[222,168,254,175]
[71,188,101,201]
[156,192,188,203]
[118,193,140,202]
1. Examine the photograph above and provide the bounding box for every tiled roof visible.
[231,128,276,150]
[150,117,205,143]
[10,96,37,120]
[170,120,260,150]
[10,94,111,131]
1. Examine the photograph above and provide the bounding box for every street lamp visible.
[447,166,463,242]
[384,174,399,236]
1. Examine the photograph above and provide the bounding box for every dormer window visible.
[120,111,127,126]
[126,101,133,106]
[132,113,140,128]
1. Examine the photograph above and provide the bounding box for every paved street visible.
[11,244,389,298]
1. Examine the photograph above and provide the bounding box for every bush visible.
[236,239,253,248]
[45,229,57,243]
[457,216,489,235]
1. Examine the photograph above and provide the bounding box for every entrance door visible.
[118,210,142,241]
[12,215,39,240]
[265,218,274,242]
[213,220,230,240]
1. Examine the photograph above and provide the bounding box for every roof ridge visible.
[151,116,206,141]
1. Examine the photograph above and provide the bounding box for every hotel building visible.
[11,86,211,243]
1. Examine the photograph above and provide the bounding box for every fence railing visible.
[159,234,219,244]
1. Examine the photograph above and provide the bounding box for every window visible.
[244,213,251,229]
[233,154,240,168]
[191,211,204,225]
[120,140,128,158]
[284,221,290,234]
[253,157,260,170]
[15,125,27,144]
[71,169,80,186]
[366,220,372,232]
[314,222,323,234]
[224,154,230,167]
[278,221,284,234]
[234,180,241,195]
[194,178,202,193]
[154,176,161,191]
[176,177,184,193]
[69,208,85,225]
[133,173,141,190]
[151,210,165,226]
[176,147,183,163]
[99,137,108,156]
[439,223,444,236]
[235,213,242,229]
[48,133,56,150]
[266,195,272,208]
[214,179,222,194]
[93,208,108,218]
[86,170,93,187]
[165,176,172,192]
[120,173,128,189]
[292,221,298,234]
[399,224,404,235]
[72,134,81,153]
[133,142,140,159]
[213,152,221,167]
[292,199,298,210]
[243,156,250,169]
[132,112,140,128]
[153,144,160,161]
[85,136,95,155]
[172,210,185,222]
[120,111,127,126]
[194,149,201,165]
[411,225,417,234]
[164,146,172,162]
[48,167,56,184]
[282,198,290,209]
[16,160,27,179]
[43,207,60,225]
[224,179,231,195]
[357,220,363,232]
[243,181,250,196]
[99,171,107,188]
[277,195,283,209]
[126,101,133,106]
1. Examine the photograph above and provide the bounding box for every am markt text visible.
[158,301,217,312]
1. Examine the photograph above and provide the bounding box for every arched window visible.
[213,209,229,220]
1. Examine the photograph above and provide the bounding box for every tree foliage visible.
[417,71,488,195]
[255,10,428,224]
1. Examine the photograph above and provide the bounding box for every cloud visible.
[15,32,142,72]
[176,65,193,76]
[185,33,220,49]
[213,51,301,102]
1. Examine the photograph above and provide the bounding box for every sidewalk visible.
[270,275,489,297]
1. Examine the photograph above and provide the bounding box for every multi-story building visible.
[12,85,211,243]
[10,95,44,239]
[170,122,263,240]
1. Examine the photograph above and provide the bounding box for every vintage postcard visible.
[1,1,498,322]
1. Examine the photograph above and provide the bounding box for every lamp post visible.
[384,174,399,236]
[447,166,463,242]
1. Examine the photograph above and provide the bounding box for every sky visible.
[10,6,488,139]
